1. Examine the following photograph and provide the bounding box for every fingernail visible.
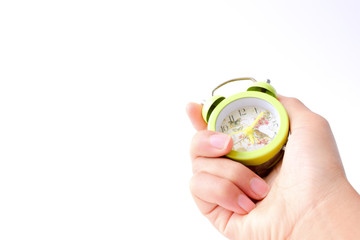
[209,134,231,150]
[238,194,255,213]
[250,178,269,198]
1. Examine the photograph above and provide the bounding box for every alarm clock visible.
[202,78,289,176]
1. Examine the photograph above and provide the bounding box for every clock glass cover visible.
[216,98,280,152]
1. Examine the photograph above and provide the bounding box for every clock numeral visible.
[229,115,235,124]
[238,108,246,116]
[221,125,229,133]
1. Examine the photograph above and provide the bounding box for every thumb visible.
[191,130,233,160]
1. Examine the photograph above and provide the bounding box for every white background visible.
[1,0,360,239]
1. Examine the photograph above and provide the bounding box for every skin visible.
[187,96,360,240]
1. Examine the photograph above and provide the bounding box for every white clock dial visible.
[219,105,280,152]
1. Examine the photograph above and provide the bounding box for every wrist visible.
[290,178,360,240]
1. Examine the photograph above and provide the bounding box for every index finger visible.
[186,102,207,131]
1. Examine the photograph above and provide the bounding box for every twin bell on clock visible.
[202,77,289,176]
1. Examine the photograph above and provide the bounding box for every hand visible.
[186,96,360,239]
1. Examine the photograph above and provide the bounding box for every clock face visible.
[219,105,280,152]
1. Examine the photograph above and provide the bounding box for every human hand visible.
[187,96,360,239]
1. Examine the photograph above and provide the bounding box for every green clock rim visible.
[208,91,289,166]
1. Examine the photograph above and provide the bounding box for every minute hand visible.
[249,111,265,129]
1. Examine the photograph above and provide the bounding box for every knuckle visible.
[190,130,208,157]
[219,182,233,197]
[189,171,207,193]
[188,179,194,193]
[285,96,304,106]
[214,179,238,199]
[314,114,330,127]
[307,112,331,129]
[213,178,236,197]
[189,174,199,194]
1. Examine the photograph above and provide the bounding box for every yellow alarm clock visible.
[202,78,289,176]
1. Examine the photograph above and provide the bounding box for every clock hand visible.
[229,112,265,135]
[229,112,265,145]
[250,111,265,129]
